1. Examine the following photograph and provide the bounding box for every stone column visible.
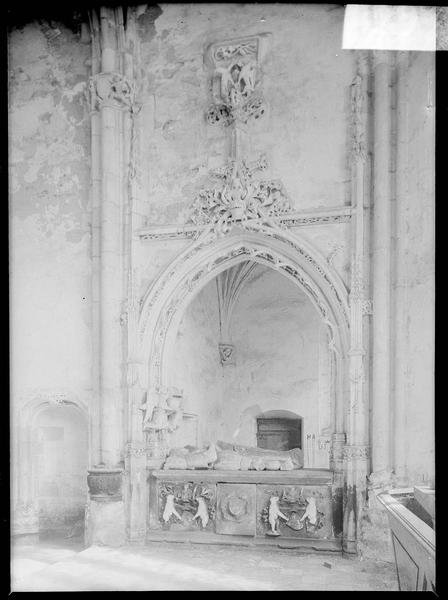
[85,7,134,546]
[371,51,393,480]
[343,54,370,554]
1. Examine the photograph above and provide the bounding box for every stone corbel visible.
[219,343,235,366]
[89,72,135,111]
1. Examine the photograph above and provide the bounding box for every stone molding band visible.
[138,208,352,241]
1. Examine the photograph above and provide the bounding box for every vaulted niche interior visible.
[169,260,333,468]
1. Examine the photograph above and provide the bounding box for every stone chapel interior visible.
[10,3,434,562]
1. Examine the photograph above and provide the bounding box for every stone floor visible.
[11,534,399,591]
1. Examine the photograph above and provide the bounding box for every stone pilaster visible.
[371,51,393,480]
[343,53,370,554]
[86,6,136,546]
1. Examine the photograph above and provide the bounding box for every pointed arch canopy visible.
[138,227,350,391]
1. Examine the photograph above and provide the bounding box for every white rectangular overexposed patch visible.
[343,5,436,51]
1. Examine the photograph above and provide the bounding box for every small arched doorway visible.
[33,404,88,535]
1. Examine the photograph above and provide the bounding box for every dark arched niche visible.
[256,410,303,451]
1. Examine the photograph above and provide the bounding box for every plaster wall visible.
[34,405,88,531]
[170,279,222,447]
[9,23,92,403]
[9,22,92,531]
[391,51,435,486]
[135,3,355,295]
[223,267,331,468]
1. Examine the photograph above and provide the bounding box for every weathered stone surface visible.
[216,483,256,536]
[85,500,126,547]
[9,4,434,560]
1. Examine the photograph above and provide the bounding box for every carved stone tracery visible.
[351,73,367,161]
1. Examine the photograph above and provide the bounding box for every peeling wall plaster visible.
[170,278,222,446]
[137,4,354,226]
[9,22,92,399]
[8,4,435,492]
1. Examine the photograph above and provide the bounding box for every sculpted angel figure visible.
[216,61,257,108]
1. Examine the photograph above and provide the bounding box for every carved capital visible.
[343,444,370,461]
[89,72,135,111]
[87,468,123,501]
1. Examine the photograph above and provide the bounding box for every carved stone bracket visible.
[219,343,235,365]
[89,72,135,111]
[205,36,267,126]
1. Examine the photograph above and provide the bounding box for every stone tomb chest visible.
[148,469,341,551]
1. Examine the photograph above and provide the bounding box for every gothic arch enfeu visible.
[138,228,350,396]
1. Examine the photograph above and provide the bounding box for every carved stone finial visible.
[189,156,292,236]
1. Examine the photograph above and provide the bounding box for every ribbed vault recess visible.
[216,260,258,343]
